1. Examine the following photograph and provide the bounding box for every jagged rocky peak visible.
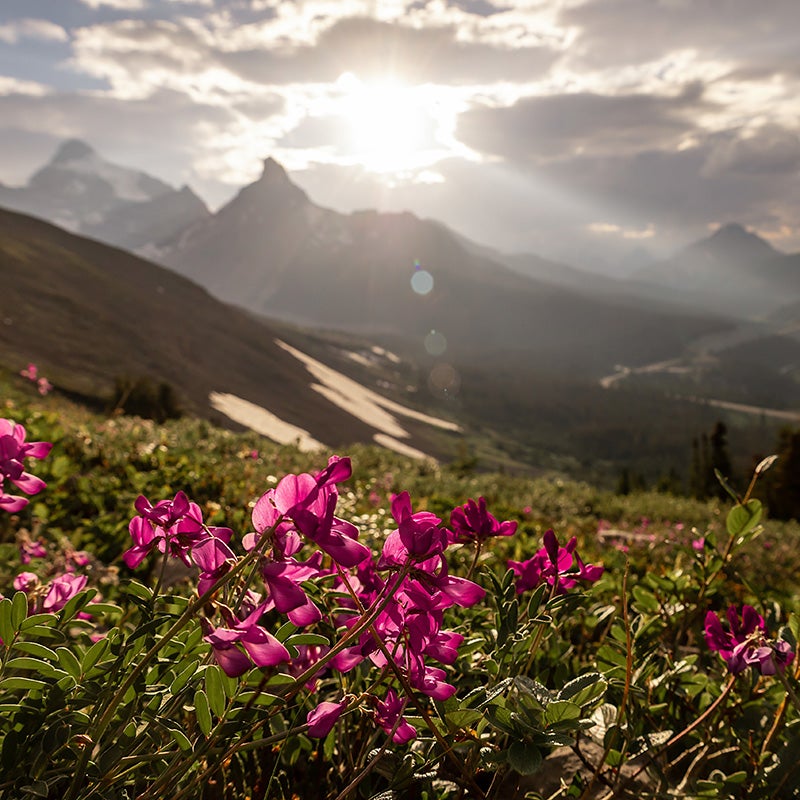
[260,157,291,184]
[51,139,95,165]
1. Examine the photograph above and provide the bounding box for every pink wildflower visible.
[705,605,795,675]
[306,699,347,738]
[509,529,603,594]
[374,689,416,744]
[449,497,517,544]
[0,419,52,513]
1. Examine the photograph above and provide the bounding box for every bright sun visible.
[336,73,433,173]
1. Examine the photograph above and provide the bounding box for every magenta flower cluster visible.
[117,458,518,742]
[508,528,603,594]
[705,605,795,676]
[19,363,52,396]
[0,418,51,513]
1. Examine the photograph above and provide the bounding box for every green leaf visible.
[168,726,193,752]
[12,642,57,660]
[206,665,227,717]
[170,659,200,694]
[558,673,607,708]
[285,633,330,647]
[19,613,58,631]
[714,469,739,503]
[124,581,154,601]
[486,705,517,736]
[5,656,54,673]
[726,500,761,539]
[11,592,28,630]
[543,700,581,727]
[81,637,109,674]
[195,689,212,736]
[56,647,82,679]
[0,677,47,692]
[631,586,659,613]
[236,690,279,707]
[275,621,297,642]
[19,781,49,798]
[507,741,542,775]
[58,589,96,624]
[446,709,483,729]
[19,625,63,641]
[0,598,15,644]
[84,603,122,617]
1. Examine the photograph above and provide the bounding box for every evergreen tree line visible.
[618,420,800,522]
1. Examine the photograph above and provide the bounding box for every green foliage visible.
[0,372,799,799]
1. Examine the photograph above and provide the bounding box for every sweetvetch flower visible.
[123,491,232,568]
[373,688,416,744]
[705,604,795,676]
[203,603,290,677]
[306,699,347,738]
[449,497,517,544]
[0,419,52,512]
[508,529,603,594]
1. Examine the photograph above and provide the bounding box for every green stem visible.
[157,564,415,800]
[65,534,272,800]
[335,566,487,800]
[465,541,482,582]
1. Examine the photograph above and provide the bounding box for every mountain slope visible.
[0,140,210,252]
[0,206,458,456]
[163,158,730,378]
[635,224,800,317]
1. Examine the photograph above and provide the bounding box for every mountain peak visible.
[705,222,776,254]
[51,139,95,165]
[260,157,291,184]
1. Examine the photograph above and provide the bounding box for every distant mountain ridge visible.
[0,205,461,458]
[0,139,210,252]
[635,223,800,316]
[160,156,728,377]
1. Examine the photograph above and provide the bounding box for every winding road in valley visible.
[600,361,800,423]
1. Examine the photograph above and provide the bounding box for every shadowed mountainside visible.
[0,205,459,456]
[162,158,731,378]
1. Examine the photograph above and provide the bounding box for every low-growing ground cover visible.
[1,369,799,799]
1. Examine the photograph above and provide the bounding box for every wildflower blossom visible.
[19,538,47,564]
[42,573,88,612]
[249,456,370,567]
[705,604,795,675]
[374,689,416,744]
[123,491,232,568]
[509,529,603,594]
[449,497,517,544]
[203,603,290,677]
[19,363,38,381]
[0,419,52,512]
[306,699,347,737]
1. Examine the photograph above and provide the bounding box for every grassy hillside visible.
[3,368,798,596]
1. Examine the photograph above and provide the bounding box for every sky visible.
[0,0,798,271]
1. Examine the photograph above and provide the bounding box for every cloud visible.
[702,125,800,177]
[0,77,51,96]
[78,0,148,9]
[0,18,69,44]
[218,16,558,85]
[559,0,800,71]
[456,82,709,160]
